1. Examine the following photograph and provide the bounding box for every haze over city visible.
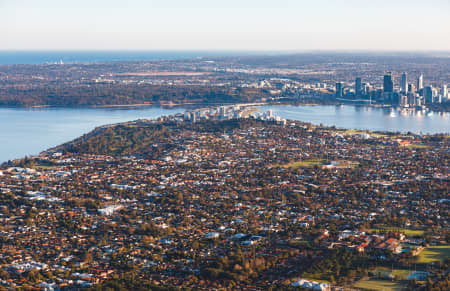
[1,0,450,51]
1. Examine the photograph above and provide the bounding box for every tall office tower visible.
[219,106,226,118]
[408,83,416,93]
[362,83,370,96]
[355,78,362,96]
[423,86,433,104]
[335,82,343,98]
[416,95,422,107]
[407,93,416,106]
[400,94,408,107]
[383,72,393,93]
[401,72,408,93]
[417,74,424,91]
[442,84,448,99]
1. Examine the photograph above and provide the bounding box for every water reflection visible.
[261,105,449,134]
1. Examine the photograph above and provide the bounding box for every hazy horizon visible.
[2,0,450,51]
[1,49,450,53]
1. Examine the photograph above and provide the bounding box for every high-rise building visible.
[400,94,408,107]
[355,78,362,96]
[416,95,422,107]
[362,83,370,96]
[417,74,424,91]
[383,72,393,93]
[401,72,408,94]
[335,82,343,98]
[407,93,416,106]
[423,86,433,104]
[219,106,226,118]
[442,84,448,99]
[408,83,416,93]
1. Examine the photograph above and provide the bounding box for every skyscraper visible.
[219,106,226,118]
[335,82,343,98]
[407,93,416,106]
[355,77,362,96]
[401,72,408,93]
[442,84,448,99]
[362,82,370,96]
[383,72,393,93]
[417,74,424,91]
[423,86,433,104]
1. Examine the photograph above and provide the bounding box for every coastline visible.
[1,103,448,165]
[0,101,268,110]
[3,100,447,113]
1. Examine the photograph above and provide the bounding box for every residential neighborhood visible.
[0,110,448,290]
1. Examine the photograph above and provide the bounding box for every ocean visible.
[0,50,257,65]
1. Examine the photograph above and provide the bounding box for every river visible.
[1,105,448,163]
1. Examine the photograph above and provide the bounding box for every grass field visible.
[279,159,325,169]
[339,129,390,138]
[331,160,359,168]
[368,227,425,237]
[31,165,55,170]
[392,269,411,279]
[405,144,430,149]
[416,245,450,263]
[372,267,411,279]
[354,278,407,291]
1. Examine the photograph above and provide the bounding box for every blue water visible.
[0,51,257,65]
[0,105,449,163]
[0,106,185,163]
[264,105,449,134]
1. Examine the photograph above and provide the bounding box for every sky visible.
[1,0,450,51]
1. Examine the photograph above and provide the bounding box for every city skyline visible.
[1,0,450,51]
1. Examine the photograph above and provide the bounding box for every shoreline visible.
[4,110,448,165]
[1,104,448,165]
[1,101,448,113]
